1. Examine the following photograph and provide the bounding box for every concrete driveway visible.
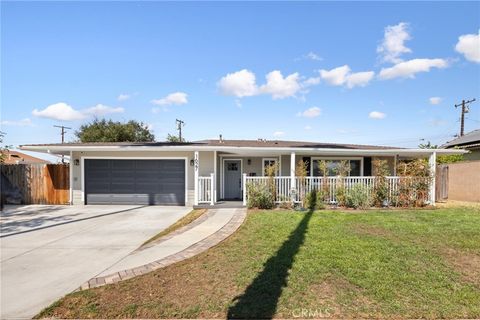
[0,205,191,320]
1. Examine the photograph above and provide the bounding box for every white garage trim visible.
[81,156,188,205]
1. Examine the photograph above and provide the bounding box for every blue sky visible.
[1,1,479,159]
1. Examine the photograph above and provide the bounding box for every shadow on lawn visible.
[227,210,313,319]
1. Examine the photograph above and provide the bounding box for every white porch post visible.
[213,151,217,203]
[242,173,247,206]
[210,173,215,205]
[290,152,296,203]
[429,151,436,205]
[194,151,199,206]
[393,154,398,176]
[69,151,73,205]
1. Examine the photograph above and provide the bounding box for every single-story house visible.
[19,138,465,206]
[442,129,480,161]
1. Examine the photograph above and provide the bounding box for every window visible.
[312,158,363,176]
[227,162,238,171]
[262,158,278,176]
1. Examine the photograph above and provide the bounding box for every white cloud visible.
[306,52,322,61]
[151,92,188,106]
[378,58,448,80]
[218,69,301,100]
[345,71,375,88]
[455,30,480,63]
[303,76,321,86]
[259,70,301,99]
[320,65,375,88]
[297,106,322,118]
[32,102,125,121]
[235,99,242,108]
[377,22,412,63]
[218,69,258,98]
[304,125,312,131]
[296,51,322,61]
[320,65,350,86]
[117,93,131,101]
[0,118,33,127]
[369,111,387,119]
[32,102,86,121]
[84,104,124,116]
[273,131,285,137]
[429,97,442,105]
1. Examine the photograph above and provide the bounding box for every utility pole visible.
[53,125,71,163]
[454,98,476,136]
[176,119,185,142]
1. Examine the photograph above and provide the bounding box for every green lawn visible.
[38,207,480,319]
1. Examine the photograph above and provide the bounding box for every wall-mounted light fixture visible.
[247,159,251,165]
[190,159,195,166]
[74,159,80,166]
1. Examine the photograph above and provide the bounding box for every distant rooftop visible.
[442,129,480,149]
[1,150,50,164]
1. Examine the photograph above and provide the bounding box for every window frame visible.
[262,158,278,176]
[310,157,364,177]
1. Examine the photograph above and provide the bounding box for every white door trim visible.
[81,156,188,205]
[221,158,243,200]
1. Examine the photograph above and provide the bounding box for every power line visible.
[454,98,476,136]
[53,125,71,163]
[175,119,185,142]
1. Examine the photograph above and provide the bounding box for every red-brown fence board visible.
[1,164,69,205]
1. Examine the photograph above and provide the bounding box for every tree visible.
[418,141,438,149]
[75,119,155,143]
[0,131,11,163]
[166,133,185,143]
[418,141,463,164]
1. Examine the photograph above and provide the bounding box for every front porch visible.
[193,150,438,207]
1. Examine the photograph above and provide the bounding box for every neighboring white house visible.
[19,138,465,206]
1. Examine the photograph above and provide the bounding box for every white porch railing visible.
[244,176,293,203]
[244,176,432,205]
[198,173,214,205]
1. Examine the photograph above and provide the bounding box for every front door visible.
[224,160,241,199]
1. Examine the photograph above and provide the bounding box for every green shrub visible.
[335,186,346,206]
[345,184,372,209]
[304,189,326,210]
[374,180,389,207]
[246,183,275,209]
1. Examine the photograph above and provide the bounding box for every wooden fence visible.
[436,164,449,202]
[1,164,69,205]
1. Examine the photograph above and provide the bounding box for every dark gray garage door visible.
[85,159,185,205]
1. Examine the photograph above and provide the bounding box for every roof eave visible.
[19,144,468,156]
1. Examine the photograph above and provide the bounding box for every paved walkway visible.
[81,207,247,289]
[1,205,192,320]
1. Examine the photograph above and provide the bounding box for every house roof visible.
[1,150,50,164]
[18,138,466,157]
[195,139,399,150]
[18,139,397,150]
[442,129,480,149]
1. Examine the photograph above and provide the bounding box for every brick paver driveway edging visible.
[80,208,247,290]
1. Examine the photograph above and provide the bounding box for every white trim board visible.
[309,156,364,176]
[221,158,243,199]
[80,156,188,205]
[261,157,279,176]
